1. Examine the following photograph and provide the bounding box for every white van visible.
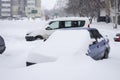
[25,17,90,41]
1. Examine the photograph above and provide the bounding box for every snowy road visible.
[0,19,120,80]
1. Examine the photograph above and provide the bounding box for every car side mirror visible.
[46,27,52,30]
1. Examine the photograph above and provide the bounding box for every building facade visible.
[99,0,120,24]
[0,0,41,18]
[0,0,12,18]
[12,0,27,17]
[25,0,41,18]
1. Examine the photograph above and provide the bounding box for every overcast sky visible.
[41,0,57,10]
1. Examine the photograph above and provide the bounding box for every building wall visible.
[0,0,41,18]
[19,0,26,16]
[35,0,40,7]
[12,0,26,17]
[25,0,41,18]
[0,0,12,18]
[12,0,19,17]
[35,0,41,17]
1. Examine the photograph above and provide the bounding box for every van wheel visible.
[103,49,109,59]
[26,62,36,66]
[35,35,44,39]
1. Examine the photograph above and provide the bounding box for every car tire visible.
[103,49,109,59]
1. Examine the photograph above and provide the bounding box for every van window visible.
[64,20,85,28]
[65,21,71,28]
[49,21,59,29]
[78,21,85,27]
[49,20,86,29]
[59,21,65,28]
[71,21,78,27]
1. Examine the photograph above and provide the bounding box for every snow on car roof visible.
[49,17,90,21]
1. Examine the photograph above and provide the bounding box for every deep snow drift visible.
[0,19,120,80]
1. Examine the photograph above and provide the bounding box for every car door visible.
[88,30,104,60]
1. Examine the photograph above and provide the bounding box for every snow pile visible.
[27,30,92,63]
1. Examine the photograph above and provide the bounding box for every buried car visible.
[26,28,110,66]
[114,33,120,42]
[25,17,90,41]
[0,36,6,54]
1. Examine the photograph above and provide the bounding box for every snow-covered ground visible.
[0,19,120,80]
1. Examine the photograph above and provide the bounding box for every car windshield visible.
[48,20,85,29]
[116,33,120,36]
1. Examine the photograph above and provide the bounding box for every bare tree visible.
[65,0,101,17]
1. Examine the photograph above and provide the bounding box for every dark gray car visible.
[0,36,6,54]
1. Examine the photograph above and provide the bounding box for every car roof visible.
[49,17,90,22]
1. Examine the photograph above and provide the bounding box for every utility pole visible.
[114,0,118,29]
[106,0,110,23]
[106,0,110,16]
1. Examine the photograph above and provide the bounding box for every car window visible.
[88,30,94,39]
[59,21,65,28]
[71,21,78,27]
[89,29,102,40]
[64,20,85,28]
[49,20,86,29]
[116,33,120,36]
[65,21,71,28]
[49,21,59,29]
[78,21,85,27]
[93,30,102,38]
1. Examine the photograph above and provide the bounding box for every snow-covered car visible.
[26,28,110,66]
[114,33,120,42]
[25,17,90,41]
[0,36,6,54]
